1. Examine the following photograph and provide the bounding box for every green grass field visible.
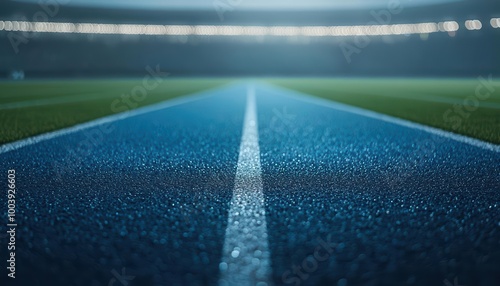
[268,78,500,144]
[0,79,231,145]
[1,78,499,145]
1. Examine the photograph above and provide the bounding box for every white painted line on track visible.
[258,83,500,153]
[0,84,233,154]
[218,86,273,286]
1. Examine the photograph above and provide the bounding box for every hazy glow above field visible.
[14,0,463,10]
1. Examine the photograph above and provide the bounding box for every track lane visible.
[255,84,500,286]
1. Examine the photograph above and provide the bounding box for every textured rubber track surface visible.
[1,83,499,286]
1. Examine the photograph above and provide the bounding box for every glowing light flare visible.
[270,26,301,36]
[0,20,470,37]
[165,25,193,36]
[465,20,482,30]
[438,21,459,32]
[243,26,269,36]
[4,21,13,31]
[491,18,500,28]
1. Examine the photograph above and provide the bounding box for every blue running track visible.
[1,83,499,286]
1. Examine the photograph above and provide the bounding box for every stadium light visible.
[0,20,471,37]
[491,18,500,28]
[465,20,482,31]
[437,21,459,32]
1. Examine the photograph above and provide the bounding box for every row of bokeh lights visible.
[0,18,498,37]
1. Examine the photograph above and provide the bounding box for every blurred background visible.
[0,0,499,78]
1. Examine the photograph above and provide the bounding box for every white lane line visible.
[218,86,273,286]
[0,85,232,154]
[258,83,500,153]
